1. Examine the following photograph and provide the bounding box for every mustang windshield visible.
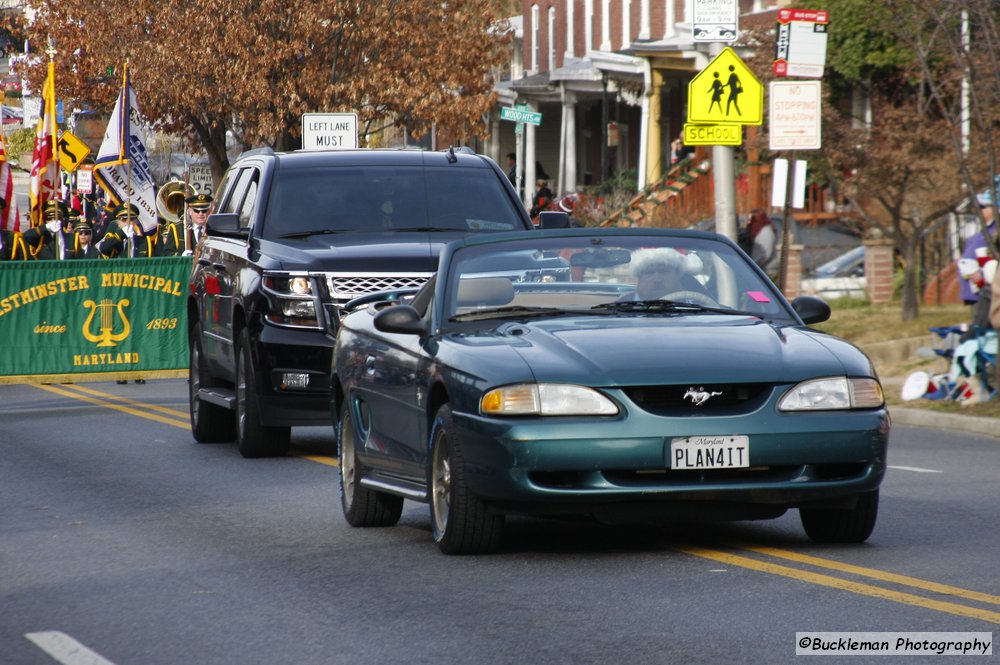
[444,233,796,324]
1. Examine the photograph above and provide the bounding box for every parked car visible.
[187,147,535,458]
[333,228,889,554]
[800,245,866,300]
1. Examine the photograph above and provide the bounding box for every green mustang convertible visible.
[332,228,889,554]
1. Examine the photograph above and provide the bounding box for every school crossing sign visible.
[687,47,763,126]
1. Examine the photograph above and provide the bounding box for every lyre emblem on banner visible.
[82,298,132,347]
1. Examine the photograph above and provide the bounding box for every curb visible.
[889,407,1000,440]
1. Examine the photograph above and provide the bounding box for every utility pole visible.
[709,42,738,242]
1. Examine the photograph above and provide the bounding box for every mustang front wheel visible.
[430,404,503,555]
[800,490,879,543]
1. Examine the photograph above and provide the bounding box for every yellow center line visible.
[54,383,190,419]
[35,383,190,429]
[679,546,1000,626]
[738,545,1000,606]
[299,455,339,467]
[36,383,340,467]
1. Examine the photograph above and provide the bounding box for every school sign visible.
[0,258,191,382]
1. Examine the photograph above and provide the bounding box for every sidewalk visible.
[864,338,1000,440]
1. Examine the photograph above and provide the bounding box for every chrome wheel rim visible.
[432,436,451,535]
[340,411,356,511]
[189,340,201,422]
[236,347,247,438]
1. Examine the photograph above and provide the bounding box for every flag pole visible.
[122,60,134,258]
[44,37,63,259]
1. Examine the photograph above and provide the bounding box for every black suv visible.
[187,147,534,457]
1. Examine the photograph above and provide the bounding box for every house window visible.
[548,6,557,72]
[531,4,540,74]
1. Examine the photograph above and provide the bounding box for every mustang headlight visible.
[778,377,884,411]
[481,383,619,416]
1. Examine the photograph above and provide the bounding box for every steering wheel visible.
[662,290,720,308]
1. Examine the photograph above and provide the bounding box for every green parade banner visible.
[0,257,191,383]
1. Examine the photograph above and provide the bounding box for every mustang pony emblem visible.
[684,387,722,406]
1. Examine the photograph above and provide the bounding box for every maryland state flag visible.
[29,60,59,228]
[0,133,22,232]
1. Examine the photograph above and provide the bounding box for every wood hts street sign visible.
[500,106,542,126]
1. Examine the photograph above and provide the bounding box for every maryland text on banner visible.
[0,257,190,383]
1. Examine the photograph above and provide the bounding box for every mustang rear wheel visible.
[800,490,879,543]
[235,329,291,458]
[189,323,236,443]
[430,404,503,555]
[338,399,403,527]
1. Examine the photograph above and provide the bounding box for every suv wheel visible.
[338,399,403,527]
[189,323,236,443]
[235,328,291,458]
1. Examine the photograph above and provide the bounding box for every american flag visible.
[29,60,59,228]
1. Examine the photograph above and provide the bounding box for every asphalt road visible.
[2,379,999,664]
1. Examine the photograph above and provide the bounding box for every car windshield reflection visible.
[444,232,795,323]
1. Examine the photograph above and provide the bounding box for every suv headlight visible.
[481,383,619,416]
[262,272,320,328]
[778,377,884,411]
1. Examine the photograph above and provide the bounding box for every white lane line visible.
[25,631,118,665]
[889,465,942,473]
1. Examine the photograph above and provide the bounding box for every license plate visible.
[669,435,749,470]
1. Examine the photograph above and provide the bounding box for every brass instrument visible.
[156,180,195,223]
[156,180,197,251]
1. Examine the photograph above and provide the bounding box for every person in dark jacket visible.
[21,200,73,260]
[97,203,159,258]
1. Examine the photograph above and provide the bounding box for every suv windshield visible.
[261,165,524,239]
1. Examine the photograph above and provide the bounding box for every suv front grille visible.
[323,272,432,302]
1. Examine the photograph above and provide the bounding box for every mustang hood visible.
[493,316,864,386]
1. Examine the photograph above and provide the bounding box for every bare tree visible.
[17,0,512,184]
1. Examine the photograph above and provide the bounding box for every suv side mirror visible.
[206,213,248,240]
[537,211,570,229]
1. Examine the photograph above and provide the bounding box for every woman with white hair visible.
[620,247,709,302]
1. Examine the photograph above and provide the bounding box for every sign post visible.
[301,112,359,150]
[187,164,214,198]
[692,0,739,43]
[500,106,542,125]
[56,130,92,173]
[686,46,763,241]
[774,9,829,78]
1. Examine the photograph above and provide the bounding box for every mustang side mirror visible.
[374,305,425,335]
[791,295,831,325]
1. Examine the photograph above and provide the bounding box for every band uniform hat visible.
[73,219,93,233]
[113,202,141,219]
[43,200,69,219]
[185,193,213,210]
[67,206,81,222]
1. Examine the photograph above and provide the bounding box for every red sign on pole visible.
[774,9,830,78]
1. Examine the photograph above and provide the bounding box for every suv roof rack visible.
[238,146,276,159]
